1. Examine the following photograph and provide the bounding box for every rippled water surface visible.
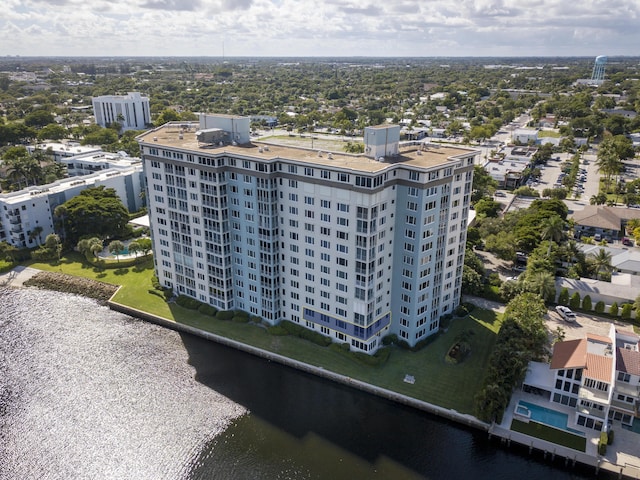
[1,287,599,480]
[0,288,245,480]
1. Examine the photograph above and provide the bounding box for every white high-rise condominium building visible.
[92,92,151,131]
[138,115,477,354]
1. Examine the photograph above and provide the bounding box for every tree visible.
[474,198,502,218]
[24,110,55,128]
[471,165,498,203]
[77,237,103,262]
[582,295,592,312]
[558,287,569,305]
[28,226,44,246]
[540,215,565,256]
[44,234,63,261]
[137,237,153,256]
[37,123,68,141]
[569,292,581,309]
[108,240,125,263]
[127,240,141,258]
[523,271,556,304]
[589,248,614,280]
[60,186,129,243]
[596,137,622,186]
[0,241,18,263]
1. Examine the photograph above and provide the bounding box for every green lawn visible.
[26,254,503,414]
[511,419,587,452]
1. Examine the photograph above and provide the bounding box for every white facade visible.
[138,116,477,353]
[92,92,151,131]
[548,325,640,431]
[28,142,102,163]
[0,166,144,248]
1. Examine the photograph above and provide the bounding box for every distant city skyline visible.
[2,0,639,58]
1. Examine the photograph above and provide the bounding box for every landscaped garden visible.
[26,253,504,414]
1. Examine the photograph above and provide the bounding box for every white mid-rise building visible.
[92,92,151,131]
[0,166,144,248]
[137,115,477,353]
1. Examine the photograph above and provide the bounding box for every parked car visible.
[495,191,507,197]
[622,237,634,246]
[556,305,577,322]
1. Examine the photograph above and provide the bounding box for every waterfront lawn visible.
[510,419,587,452]
[24,255,502,414]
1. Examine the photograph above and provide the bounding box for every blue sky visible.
[2,0,639,57]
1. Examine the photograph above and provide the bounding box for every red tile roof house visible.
[523,325,639,432]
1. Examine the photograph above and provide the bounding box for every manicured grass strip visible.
[510,419,586,452]
[27,254,503,414]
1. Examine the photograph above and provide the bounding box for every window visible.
[617,372,631,382]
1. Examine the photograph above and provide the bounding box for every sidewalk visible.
[0,266,40,288]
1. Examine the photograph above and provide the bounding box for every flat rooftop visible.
[137,125,476,173]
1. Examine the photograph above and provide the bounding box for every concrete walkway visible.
[0,266,40,288]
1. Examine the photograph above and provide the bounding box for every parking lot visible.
[546,307,631,341]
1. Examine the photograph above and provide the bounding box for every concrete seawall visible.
[108,299,489,432]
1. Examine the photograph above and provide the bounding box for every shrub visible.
[198,304,218,317]
[598,432,608,455]
[279,320,331,346]
[176,295,203,310]
[582,295,592,311]
[557,288,570,306]
[610,302,619,316]
[607,430,614,445]
[382,334,398,346]
[232,315,250,323]
[233,310,250,319]
[148,288,165,299]
[569,292,581,310]
[454,304,470,317]
[595,301,605,314]
[216,310,234,321]
[328,342,350,353]
[412,332,441,352]
[151,275,161,290]
[621,303,633,319]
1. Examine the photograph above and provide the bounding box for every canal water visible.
[0,288,602,479]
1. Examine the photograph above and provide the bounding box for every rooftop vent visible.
[153,137,158,142]
[327,153,333,160]
[318,151,323,157]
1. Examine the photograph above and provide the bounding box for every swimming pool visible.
[516,401,585,436]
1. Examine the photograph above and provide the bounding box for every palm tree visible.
[28,226,44,246]
[108,240,125,263]
[127,241,141,260]
[596,138,622,190]
[524,271,556,303]
[540,215,565,256]
[589,248,614,280]
[53,205,68,241]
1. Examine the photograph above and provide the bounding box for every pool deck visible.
[490,390,640,479]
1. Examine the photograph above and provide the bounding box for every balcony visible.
[579,386,609,403]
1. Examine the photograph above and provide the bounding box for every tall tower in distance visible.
[591,55,607,85]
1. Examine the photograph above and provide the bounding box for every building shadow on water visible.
[176,332,592,480]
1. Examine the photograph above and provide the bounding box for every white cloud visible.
[0,0,638,56]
